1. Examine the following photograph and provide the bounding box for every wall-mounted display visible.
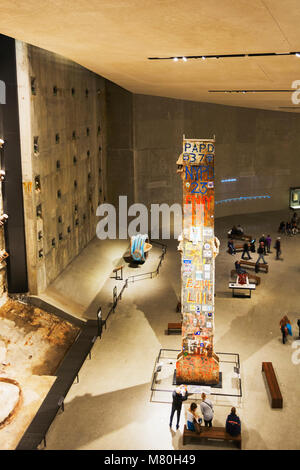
[290,187,300,210]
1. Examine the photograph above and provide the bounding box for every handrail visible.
[102,241,167,328]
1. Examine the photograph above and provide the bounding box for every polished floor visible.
[42,209,300,450]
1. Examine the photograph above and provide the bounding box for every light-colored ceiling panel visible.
[0,0,300,111]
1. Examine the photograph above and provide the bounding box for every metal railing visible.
[101,241,167,330]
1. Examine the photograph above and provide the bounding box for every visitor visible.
[279,317,288,344]
[186,403,202,434]
[284,315,292,337]
[237,224,244,235]
[259,235,267,255]
[291,212,298,225]
[265,235,272,253]
[169,385,188,430]
[225,407,241,437]
[285,222,292,236]
[228,225,238,236]
[278,221,285,233]
[256,242,267,265]
[241,241,251,260]
[274,237,281,260]
[235,260,247,275]
[249,239,256,253]
[291,221,298,235]
[228,239,236,255]
[200,393,214,427]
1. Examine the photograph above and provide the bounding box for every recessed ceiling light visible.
[173,57,178,62]
[296,53,300,58]
[202,56,206,60]
[182,56,187,62]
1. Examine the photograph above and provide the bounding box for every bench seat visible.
[262,362,283,408]
[239,260,269,273]
[183,425,241,449]
[167,322,182,334]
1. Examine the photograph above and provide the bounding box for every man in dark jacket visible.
[241,242,251,260]
[226,407,241,436]
[256,242,267,265]
[275,237,281,260]
[169,385,188,430]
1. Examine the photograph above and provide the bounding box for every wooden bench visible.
[231,269,260,286]
[229,282,256,298]
[183,425,241,449]
[239,259,269,273]
[167,322,182,334]
[228,233,252,242]
[112,264,124,280]
[262,362,283,408]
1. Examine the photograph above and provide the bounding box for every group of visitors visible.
[169,386,241,437]
[228,225,244,237]
[228,228,282,263]
[278,212,299,236]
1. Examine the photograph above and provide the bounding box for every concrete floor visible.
[42,209,300,450]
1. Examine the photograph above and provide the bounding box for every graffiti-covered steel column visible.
[176,136,220,385]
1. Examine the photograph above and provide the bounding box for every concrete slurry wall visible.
[105,80,135,208]
[16,42,107,294]
[133,94,300,218]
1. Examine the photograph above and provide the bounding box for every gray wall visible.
[17,43,106,294]
[105,81,134,207]
[133,94,300,217]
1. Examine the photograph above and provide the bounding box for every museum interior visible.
[0,0,299,451]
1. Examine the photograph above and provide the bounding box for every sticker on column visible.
[203,228,213,239]
[203,250,212,258]
[190,226,201,244]
[202,305,211,312]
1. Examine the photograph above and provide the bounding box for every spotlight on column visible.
[0,139,4,149]
[0,170,5,181]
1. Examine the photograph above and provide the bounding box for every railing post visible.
[97,307,103,338]
[113,286,117,312]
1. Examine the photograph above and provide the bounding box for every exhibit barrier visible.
[150,348,242,403]
[101,241,167,331]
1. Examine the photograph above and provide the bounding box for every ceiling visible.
[1,0,300,111]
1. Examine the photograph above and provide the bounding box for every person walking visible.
[186,403,202,434]
[265,234,272,253]
[279,316,289,344]
[200,393,214,427]
[169,385,188,430]
[259,235,267,255]
[241,241,251,260]
[275,237,281,260]
[256,242,267,265]
[225,407,241,437]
